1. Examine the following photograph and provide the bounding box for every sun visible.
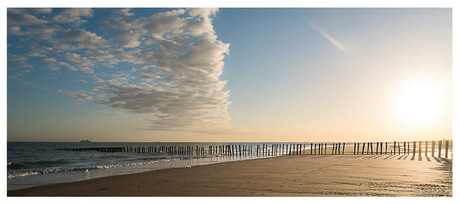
[395,79,444,125]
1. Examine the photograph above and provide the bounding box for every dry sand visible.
[7,154,452,196]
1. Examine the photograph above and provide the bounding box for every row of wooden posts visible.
[56,140,451,159]
[352,140,451,158]
[56,143,346,156]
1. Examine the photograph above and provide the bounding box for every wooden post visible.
[342,143,345,154]
[331,143,334,154]
[331,143,334,155]
[357,143,360,154]
[275,144,278,156]
[354,143,356,154]
[319,143,324,155]
[324,143,326,155]
[407,142,410,155]
[315,143,318,155]
[403,142,406,155]
[393,141,396,155]
[370,143,373,154]
[336,143,339,155]
[413,141,416,156]
[324,143,327,155]
[376,143,379,154]
[366,143,369,154]
[318,144,320,155]
[332,143,335,154]
[335,143,337,155]
[375,143,379,155]
[385,142,388,154]
[445,140,449,159]
[314,144,316,155]
[311,143,313,155]
[322,143,325,155]
[318,143,321,155]
[298,144,300,155]
[418,141,421,156]
[362,143,365,155]
[432,141,435,157]
[335,143,338,154]
[425,141,428,156]
[438,141,442,158]
[300,144,302,155]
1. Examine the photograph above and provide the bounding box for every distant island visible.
[80,140,92,143]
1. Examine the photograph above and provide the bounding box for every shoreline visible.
[7,154,452,196]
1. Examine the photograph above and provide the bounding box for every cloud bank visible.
[8,8,231,132]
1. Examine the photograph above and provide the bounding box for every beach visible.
[7,153,452,196]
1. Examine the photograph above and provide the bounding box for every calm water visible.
[7,142,303,191]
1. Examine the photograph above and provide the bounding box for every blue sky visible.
[6,8,452,142]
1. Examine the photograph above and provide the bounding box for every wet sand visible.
[7,154,452,196]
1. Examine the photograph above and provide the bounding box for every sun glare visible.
[395,79,444,125]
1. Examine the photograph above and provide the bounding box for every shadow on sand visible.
[329,154,446,163]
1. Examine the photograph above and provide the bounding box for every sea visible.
[7,142,313,191]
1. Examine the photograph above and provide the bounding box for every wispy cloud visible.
[309,22,351,54]
[52,8,94,25]
[58,89,93,102]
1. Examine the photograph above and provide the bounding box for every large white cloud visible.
[96,9,231,131]
[8,8,232,132]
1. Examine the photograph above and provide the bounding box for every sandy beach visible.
[7,152,452,197]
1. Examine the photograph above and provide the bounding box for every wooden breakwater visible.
[55,147,125,152]
[352,140,452,159]
[55,140,452,159]
[54,142,350,157]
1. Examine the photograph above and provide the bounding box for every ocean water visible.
[7,142,306,191]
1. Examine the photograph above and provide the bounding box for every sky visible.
[5,7,453,142]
